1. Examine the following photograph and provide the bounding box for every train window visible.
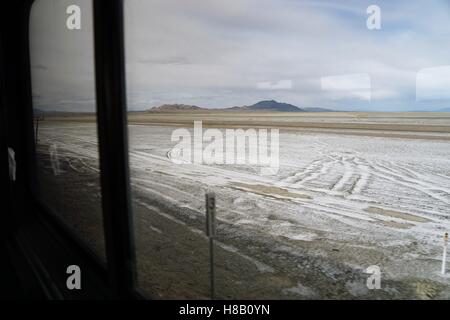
[29,0,106,260]
[124,1,450,299]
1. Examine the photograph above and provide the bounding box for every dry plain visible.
[35,112,450,299]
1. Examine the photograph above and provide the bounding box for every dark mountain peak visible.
[247,100,303,112]
[259,99,277,104]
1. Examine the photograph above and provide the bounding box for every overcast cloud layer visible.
[30,0,450,112]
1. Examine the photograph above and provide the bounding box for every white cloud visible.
[30,0,450,111]
[321,73,371,101]
[416,66,450,101]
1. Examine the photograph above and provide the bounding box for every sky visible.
[30,0,450,112]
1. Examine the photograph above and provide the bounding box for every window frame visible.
[3,0,138,299]
[92,0,136,298]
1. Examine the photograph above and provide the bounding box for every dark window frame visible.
[2,0,138,299]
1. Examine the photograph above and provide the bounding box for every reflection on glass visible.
[30,0,105,260]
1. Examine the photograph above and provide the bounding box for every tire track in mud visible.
[131,148,353,242]
[308,139,450,207]
[288,150,370,199]
[367,161,450,206]
[331,157,354,193]
[280,159,325,184]
[280,140,449,235]
[374,159,450,192]
[37,133,100,174]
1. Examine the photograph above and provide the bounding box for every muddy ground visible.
[36,151,450,299]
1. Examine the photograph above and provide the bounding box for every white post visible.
[442,232,448,275]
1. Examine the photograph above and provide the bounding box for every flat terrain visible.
[35,112,450,299]
[47,111,450,139]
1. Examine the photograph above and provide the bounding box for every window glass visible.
[30,0,105,260]
[125,0,450,299]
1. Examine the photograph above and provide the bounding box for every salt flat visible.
[36,114,450,298]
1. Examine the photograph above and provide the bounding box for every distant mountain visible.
[148,104,205,112]
[435,107,450,112]
[242,100,304,112]
[146,100,336,112]
[227,101,335,112]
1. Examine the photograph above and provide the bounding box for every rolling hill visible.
[237,100,303,112]
[147,100,335,112]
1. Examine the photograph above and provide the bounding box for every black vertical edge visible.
[20,1,39,202]
[92,0,136,298]
[1,0,37,228]
[0,12,10,230]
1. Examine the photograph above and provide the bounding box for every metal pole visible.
[209,236,215,299]
[205,192,216,300]
[442,232,448,275]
